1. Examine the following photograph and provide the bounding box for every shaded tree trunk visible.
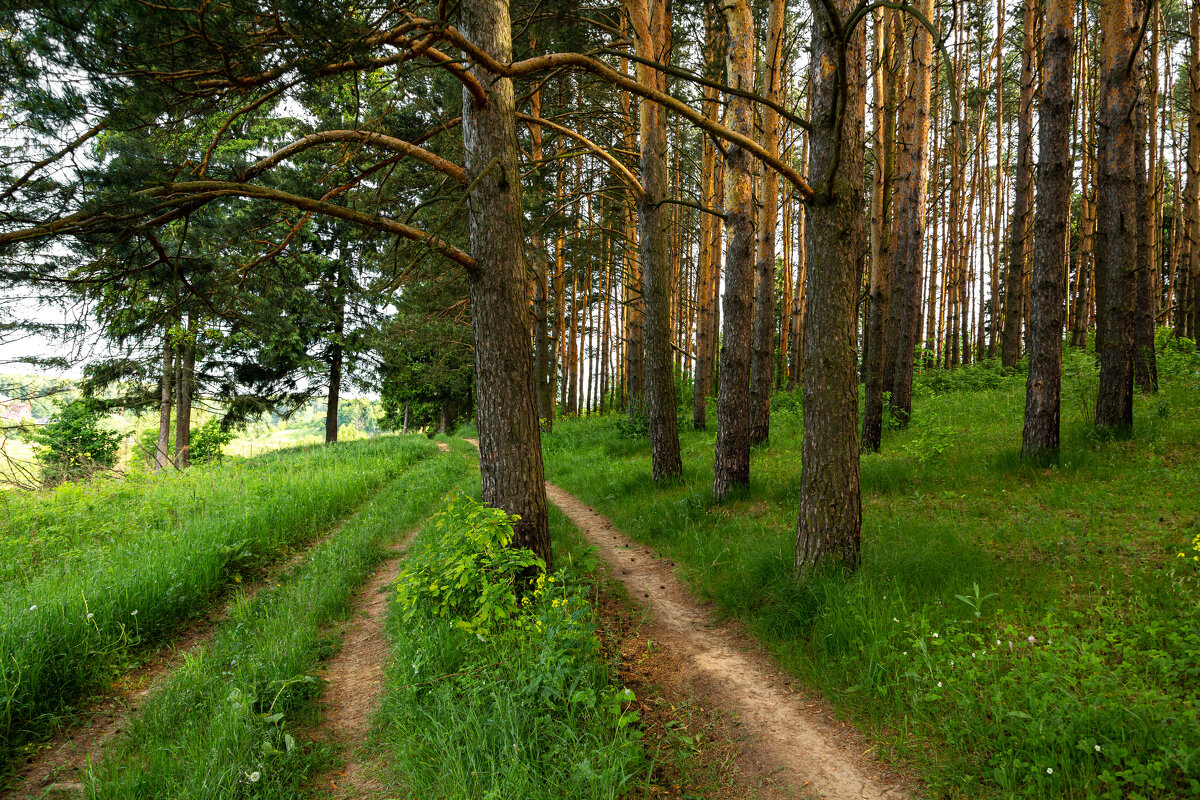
[1095,0,1137,437]
[1133,18,1158,393]
[748,0,785,447]
[174,317,195,469]
[712,0,756,502]
[628,0,682,481]
[1022,0,1074,462]
[862,7,898,453]
[155,335,174,472]
[461,0,550,566]
[886,0,934,424]
[795,0,865,578]
[1004,0,1037,369]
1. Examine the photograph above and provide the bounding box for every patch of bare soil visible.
[545,483,912,800]
[306,523,422,799]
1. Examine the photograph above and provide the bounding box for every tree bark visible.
[174,318,195,469]
[862,7,898,453]
[885,0,934,424]
[748,0,785,447]
[1095,0,1138,437]
[1004,0,1037,369]
[461,0,551,566]
[1022,0,1074,462]
[1133,15,1158,393]
[325,263,345,445]
[712,0,756,502]
[626,0,682,480]
[795,0,865,578]
[155,334,174,472]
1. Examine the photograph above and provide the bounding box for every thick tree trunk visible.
[1004,0,1037,369]
[712,0,756,502]
[1189,3,1200,339]
[1095,0,1138,437]
[795,0,865,578]
[155,335,174,472]
[748,0,785,447]
[885,0,934,424]
[461,0,551,566]
[1022,0,1074,462]
[863,7,898,453]
[627,0,682,480]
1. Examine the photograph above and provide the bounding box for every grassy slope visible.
[0,435,435,763]
[541,361,1200,799]
[82,442,466,799]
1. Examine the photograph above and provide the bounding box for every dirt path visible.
[308,440,448,798]
[463,438,909,800]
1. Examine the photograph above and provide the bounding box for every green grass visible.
[541,354,1200,799]
[0,435,437,765]
[80,443,466,799]
[367,460,646,799]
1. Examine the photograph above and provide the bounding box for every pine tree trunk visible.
[155,335,174,472]
[795,0,865,578]
[1095,0,1138,437]
[461,0,551,566]
[712,0,756,502]
[1133,18,1158,393]
[749,0,785,447]
[1023,0,1074,462]
[1004,0,1037,369]
[886,0,934,424]
[863,7,898,453]
[627,0,682,479]
[174,319,195,469]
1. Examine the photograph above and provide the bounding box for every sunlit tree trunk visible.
[174,317,195,469]
[886,0,934,424]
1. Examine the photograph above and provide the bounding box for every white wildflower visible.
[249,771,260,783]
[1046,768,1053,775]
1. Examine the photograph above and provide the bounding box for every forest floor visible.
[465,437,909,799]
[538,356,1200,799]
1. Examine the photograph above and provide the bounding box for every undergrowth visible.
[373,493,644,799]
[541,357,1200,799]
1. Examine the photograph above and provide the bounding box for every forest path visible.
[464,438,910,800]
[306,439,451,798]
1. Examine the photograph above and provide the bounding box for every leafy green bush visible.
[380,499,644,799]
[189,418,235,462]
[31,400,120,485]
[395,490,542,635]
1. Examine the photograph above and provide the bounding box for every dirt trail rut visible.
[463,438,908,799]
[310,439,449,797]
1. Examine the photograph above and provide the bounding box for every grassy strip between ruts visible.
[368,483,646,799]
[78,442,466,800]
[0,435,437,765]
[541,360,1200,800]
